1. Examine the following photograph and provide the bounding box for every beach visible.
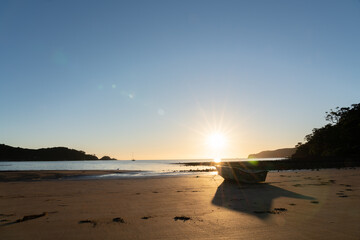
[0,168,359,239]
[0,170,133,182]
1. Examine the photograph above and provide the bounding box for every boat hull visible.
[216,166,268,183]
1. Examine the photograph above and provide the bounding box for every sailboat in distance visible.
[131,152,135,161]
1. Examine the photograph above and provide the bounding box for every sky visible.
[1,0,360,160]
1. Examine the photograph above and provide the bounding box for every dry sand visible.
[0,168,359,239]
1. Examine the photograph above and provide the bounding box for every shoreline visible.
[0,170,139,182]
[0,170,219,182]
[1,165,359,182]
[181,159,360,170]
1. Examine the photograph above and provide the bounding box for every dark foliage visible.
[292,103,360,160]
[0,144,99,161]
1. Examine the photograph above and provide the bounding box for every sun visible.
[206,132,227,163]
[206,132,227,150]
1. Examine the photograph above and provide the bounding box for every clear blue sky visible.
[1,0,359,159]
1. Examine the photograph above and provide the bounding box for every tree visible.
[292,103,360,159]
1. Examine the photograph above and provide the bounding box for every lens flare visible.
[249,160,258,166]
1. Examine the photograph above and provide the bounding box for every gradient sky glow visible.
[1,0,360,159]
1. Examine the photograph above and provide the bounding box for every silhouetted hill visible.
[248,148,296,159]
[0,144,114,161]
[100,155,117,160]
[292,103,360,160]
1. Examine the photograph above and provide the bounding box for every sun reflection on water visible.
[213,157,222,163]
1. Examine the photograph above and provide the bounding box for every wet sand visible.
[0,168,359,239]
[0,170,135,182]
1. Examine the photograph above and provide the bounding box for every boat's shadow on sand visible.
[212,180,316,219]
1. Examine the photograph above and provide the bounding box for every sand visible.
[0,168,359,239]
[0,170,134,182]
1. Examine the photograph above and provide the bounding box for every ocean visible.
[0,158,282,178]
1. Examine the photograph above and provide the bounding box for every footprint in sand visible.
[15,212,48,223]
[174,216,191,222]
[113,217,125,223]
[79,219,97,227]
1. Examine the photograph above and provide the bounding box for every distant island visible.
[0,144,117,161]
[248,148,296,159]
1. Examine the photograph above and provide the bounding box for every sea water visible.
[0,158,283,178]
